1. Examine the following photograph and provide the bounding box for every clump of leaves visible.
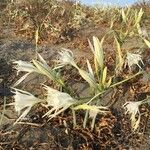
[4,2,149,132]
[9,34,144,132]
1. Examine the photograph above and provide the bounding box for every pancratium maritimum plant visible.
[125,52,144,70]
[13,60,40,86]
[43,85,76,120]
[57,49,97,89]
[9,88,43,125]
[123,98,150,131]
[123,101,141,131]
[56,36,142,130]
[57,49,78,68]
[10,34,143,131]
[13,53,65,87]
[3,0,148,135]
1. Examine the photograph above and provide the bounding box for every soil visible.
[0,8,150,150]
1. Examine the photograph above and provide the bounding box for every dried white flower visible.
[126,52,144,70]
[9,88,43,125]
[13,61,39,86]
[13,54,57,86]
[123,101,142,131]
[57,49,78,68]
[43,85,76,119]
[13,60,38,75]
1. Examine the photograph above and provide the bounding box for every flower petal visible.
[14,73,31,87]
[123,101,142,131]
[57,49,78,68]
[14,107,31,125]
[11,88,43,113]
[43,85,76,119]
[13,60,37,74]
[126,52,144,70]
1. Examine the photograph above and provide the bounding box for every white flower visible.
[13,61,39,86]
[126,52,144,70]
[13,60,38,75]
[43,85,76,119]
[57,50,97,88]
[13,54,58,86]
[9,88,43,125]
[123,101,142,131]
[57,49,78,68]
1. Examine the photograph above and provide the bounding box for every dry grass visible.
[1,0,148,44]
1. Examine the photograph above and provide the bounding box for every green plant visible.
[9,34,143,131]
[3,1,149,132]
[111,7,144,45]
[123,97,150,131]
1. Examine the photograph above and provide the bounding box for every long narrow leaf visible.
[121,9,126,23]
[14,73,31,87]
[93,36,104,70]
[73,104,108,113]
[115,37,124,72]
[143,38,150,48]
[102,67,107,86]
[86,59,94,77]
[134,8,143,26]
[78,69,97,89]
[88,38,95,54]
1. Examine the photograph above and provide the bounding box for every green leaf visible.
[73,104,108,113]
[121,9,126,23]
[143,38,150,48]
[126,6,131,18]
[88,38,95,53]
[32,60,55,81]
[102,67,107,86]
[134,8,143,26]
[114,36,124,72]
[105,77,112,88]
[78,68,97,89]
[93,36,104,71]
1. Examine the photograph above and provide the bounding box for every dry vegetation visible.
[0,0,150,150]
